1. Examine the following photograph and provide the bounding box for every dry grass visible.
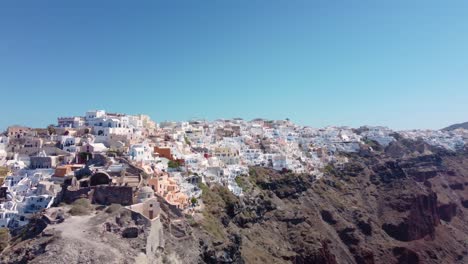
[198,183,227,240]
[0,167,9,177]
[69,198,92,216]
[105,204,122,214]
[0,228,10,252]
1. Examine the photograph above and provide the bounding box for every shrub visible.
[69,198,92,216]
[235,176,249,192]
[168,160,181,169]
[105,204,122,214]
[190,197,198,206]
[140,172,150,180]
[47,125,56,135]
[73,198,91,207]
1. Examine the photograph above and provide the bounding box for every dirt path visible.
[43,214,128,263]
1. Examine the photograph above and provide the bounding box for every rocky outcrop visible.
[200,234,243,264]
[392,247,420,264]
[437,203,457,222]
[382,193,440,242]
[0,230,58,264]
[290,242,338,264]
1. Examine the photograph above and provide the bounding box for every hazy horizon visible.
[1,1,467,130]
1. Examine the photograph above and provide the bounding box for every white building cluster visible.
[1,169,60,228]
[1,110,467,229]
[399,129,465,151]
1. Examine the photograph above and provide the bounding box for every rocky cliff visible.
[1,139,467,264]
[189,140,468,264]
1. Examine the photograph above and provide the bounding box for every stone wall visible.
[93,186,133,205]
[63,185,133,205]
[62,187,90,204]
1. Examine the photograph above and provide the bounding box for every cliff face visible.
[1,140,467,264]
[193,141,468,264]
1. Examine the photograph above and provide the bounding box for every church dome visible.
[136,186,155,203]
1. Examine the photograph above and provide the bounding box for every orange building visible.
[147,173,188,209]
[154,147,174,160]
[54,164,85,177]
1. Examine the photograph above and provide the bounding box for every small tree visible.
[47,125,56,135]
[141,172,150,180]
[190,197,198,206]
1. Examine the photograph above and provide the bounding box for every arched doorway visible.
[89,172,111,186]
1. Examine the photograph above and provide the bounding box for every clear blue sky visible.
[0,0,467,131]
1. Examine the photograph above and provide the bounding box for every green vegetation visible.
[248,167,257,178]
[0,228,10,252]
[140,172,150,180]
[190,197,198,206]
[198,183,237,240]
[198,183,216,207]
[200,183,226,240]
[323,164,335,175]
[184,136,191,146]
[168,160,181,169]
[47,124,56,135]
[69,198,93,216]
[235,175,251,192]
[247,167,270,185]
[363,138,380,149]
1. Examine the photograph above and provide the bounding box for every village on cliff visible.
[0,110,466,228]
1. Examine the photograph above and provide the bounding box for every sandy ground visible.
[46,215,123,258]
[30,212,143,264]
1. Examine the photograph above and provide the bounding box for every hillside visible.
[190,141,468,264]
[1,138,467,264]
[443,122,468,131]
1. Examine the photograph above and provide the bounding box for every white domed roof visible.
[138,186,153,194]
